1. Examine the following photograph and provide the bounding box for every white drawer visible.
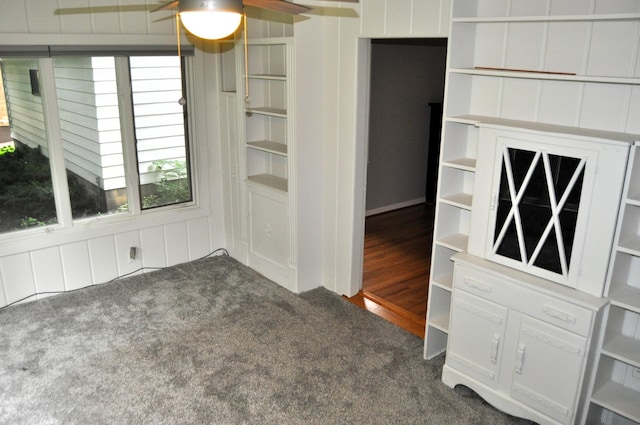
[453,263,594,337]
[520,291,593,337]
[454,268,500,300]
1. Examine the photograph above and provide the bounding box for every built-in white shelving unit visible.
[216,9,299,293]
[587,141,640,425]
[424,85,478,360]
[426,0,640,360]
[241,35,297,291]
[426,2,640,423]
[244,39,291,193]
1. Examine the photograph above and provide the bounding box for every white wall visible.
[0,0,225,307]
[321,0,451,295]
[361,0,451,37]
[0,217,212,307]
[0,0,452,306]
[293,12,327,291]
[0,0,173,37]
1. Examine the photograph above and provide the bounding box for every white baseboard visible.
[365,197,426,217]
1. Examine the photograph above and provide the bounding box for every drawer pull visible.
[490,334,500,364]
[463,278,492,293]
[542,305,576,324]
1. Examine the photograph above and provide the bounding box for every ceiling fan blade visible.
[152,0,179,12]
[243,0,311,15]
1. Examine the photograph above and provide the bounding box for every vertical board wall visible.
[0,1,220,308]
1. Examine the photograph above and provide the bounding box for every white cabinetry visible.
[242,38,296,290]
[587,142,640,425]
[428,1,640,422]
[425,0,640,359]
[444,253,606,425]
[222,11,323,294]
[446,288,507,389]
[469,126,630,295]
[424,120,477,358]
[222,3,300,295]
[245,180,289,283]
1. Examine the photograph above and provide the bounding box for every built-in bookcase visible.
[216,10,298,292]
[587,142,640,425]
[428,1,640,423]
[424,80,480,360]
[244,40,290,192]
[241,34,296,290]
[425,0,640,369]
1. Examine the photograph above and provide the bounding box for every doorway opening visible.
[348,38,447,338]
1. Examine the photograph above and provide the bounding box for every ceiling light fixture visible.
[178,0,243,40]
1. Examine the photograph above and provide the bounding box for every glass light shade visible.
[180,11,242,39]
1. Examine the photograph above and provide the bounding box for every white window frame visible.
[0,53,200,244]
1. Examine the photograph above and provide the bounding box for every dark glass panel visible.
[495,160,512,237]
[532,227,562,274]
[495,216,522,262]
[519,155,551,260]
[493,147,585,277]
[558,167,584,266]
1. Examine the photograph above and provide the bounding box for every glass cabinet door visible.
[486,138,595,286]
[493,146,586,277]
[473,128,630,295]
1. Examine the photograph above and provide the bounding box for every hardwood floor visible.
[345,203,435,338]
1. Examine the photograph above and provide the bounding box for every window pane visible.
[53,56,128,219]
[0,58,58,234]
[130,56,192,209]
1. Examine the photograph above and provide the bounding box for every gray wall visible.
[366,39,447,214]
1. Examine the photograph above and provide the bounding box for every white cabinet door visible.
[471,128,629,296]
[246,185,290,287]
[510,315,587,425]
[447,290,508,389]
[444,254,605,425]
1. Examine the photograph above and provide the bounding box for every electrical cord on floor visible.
[0,247,230,311]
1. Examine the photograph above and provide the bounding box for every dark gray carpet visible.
[0,254,528,424]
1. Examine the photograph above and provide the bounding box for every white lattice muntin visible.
[469,126,631,296]
[492,146,587,281]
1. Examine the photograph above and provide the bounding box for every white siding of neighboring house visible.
[130,56,187,186]
[2,57,120,190]
[1,59,48,155]
[3,56,187,192]
[54,56,124,191]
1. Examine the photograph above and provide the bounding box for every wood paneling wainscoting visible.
[345,204,434,338]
